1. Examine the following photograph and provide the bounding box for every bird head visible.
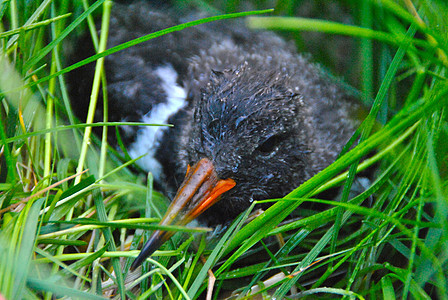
[183,64,311,223]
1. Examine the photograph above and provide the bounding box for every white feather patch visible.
[128,65,187,181]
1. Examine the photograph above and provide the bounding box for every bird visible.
[68,1,360,271]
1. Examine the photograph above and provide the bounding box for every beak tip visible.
[129,260,140,271]
[130,250,149,271]
[130,250,150,271]
[130,230,165,271]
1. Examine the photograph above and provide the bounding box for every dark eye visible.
[207,119,220,136]
[256,134,284,153]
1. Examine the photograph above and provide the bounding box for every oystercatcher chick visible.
[68,2,360,270]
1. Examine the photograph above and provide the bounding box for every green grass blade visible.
[10,198,44,299]
[26,277,105,300]
[23,0,106,72]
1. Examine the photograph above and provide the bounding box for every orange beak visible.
[131,158,236,270]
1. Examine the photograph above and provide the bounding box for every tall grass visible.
[0,0,447,299]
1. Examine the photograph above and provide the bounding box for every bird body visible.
[69,2,360,269]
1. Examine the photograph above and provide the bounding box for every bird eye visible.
[256,134,284,154]
[207,119,220,135]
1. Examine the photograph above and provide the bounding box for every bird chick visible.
[68,2,360,270]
